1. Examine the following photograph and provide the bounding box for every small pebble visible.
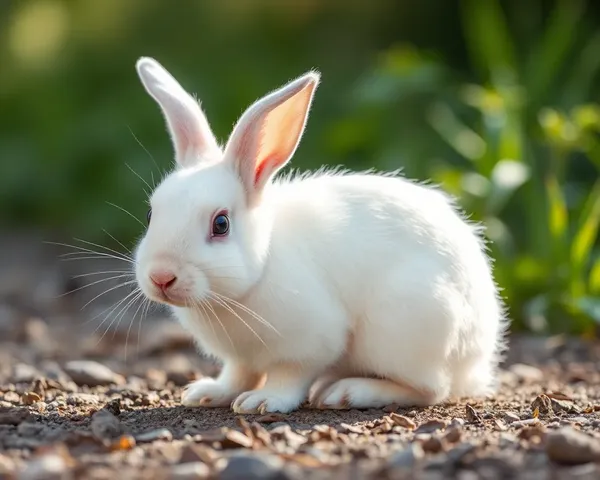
[0,454,15,474]
[415,419,447,434]
[18,451,71,480]
[550,397,580,414]
[91,409,123,441]
[11,364,41,384]
[421,436,444,453]
[567,416,589,425]
[445,427,462,444]
[450,418,465,428]
[64,360,125,387]
[257,413,287,424]
[136,428,173,443]
[170,462,210,479]
[545,427,600,465]
[509,364,544,383]
[383,403,399,413]
[219,452,287,480]
[66,393,99,405]
[387,443,424,470]
[0,407,31,425]
[141,392,160,406]
[17,421,44,436]
[447,442,477,464]
[503,412,520,424]
[531,394,553,415]
[3,391,20,404]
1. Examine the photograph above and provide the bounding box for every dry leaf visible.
[340,423,364,434]
[546,391,572,401]
[465,404,483,424]
[221,429,254,449]
[235,416,254,438]
[389,413,416,430]
[250,422,272,447]
[21,392,42,405]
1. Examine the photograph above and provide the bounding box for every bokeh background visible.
[1,0,600,338]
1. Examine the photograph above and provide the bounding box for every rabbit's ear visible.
[136,57,220,167]
[224,70,320,205]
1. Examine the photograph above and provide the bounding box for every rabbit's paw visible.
[314,377,427,410]
[231,389,303,414]
[181,378,239,407]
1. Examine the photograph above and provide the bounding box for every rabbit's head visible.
[133,57,319,307]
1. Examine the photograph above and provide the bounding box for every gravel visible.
[1,248,600,479]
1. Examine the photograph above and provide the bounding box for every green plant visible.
[338,0,600,335]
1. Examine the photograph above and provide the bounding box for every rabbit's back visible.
[267,170,506,397]
[269,169,489,294]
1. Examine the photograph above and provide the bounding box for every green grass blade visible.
[545,173,569,259]
[571,180,600,290]
[562,31,600,107]
[460,0,517,82]
[525,0,586,108]
[427,102,487,163]
[590,257,600,295]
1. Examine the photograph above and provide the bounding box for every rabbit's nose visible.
[149,270,177,290]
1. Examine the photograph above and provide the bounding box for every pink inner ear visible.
[254,154,277,187]
[250,81,316,189]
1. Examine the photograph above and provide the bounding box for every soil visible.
[1,234,600,479]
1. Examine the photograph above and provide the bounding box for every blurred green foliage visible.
[1,0,600,334]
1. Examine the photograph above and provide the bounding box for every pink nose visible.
[149,271,177,290]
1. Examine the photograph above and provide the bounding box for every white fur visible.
[133,57,508,413]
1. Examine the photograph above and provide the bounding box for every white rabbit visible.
[133,57,508,414]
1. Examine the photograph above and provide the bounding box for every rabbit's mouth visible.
[154,290,187,307]
[144,282,190,308]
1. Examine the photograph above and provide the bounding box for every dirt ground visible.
[1,235,600,479]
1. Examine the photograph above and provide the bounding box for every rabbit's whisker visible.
[61,255,132,263]
[191,298,218,341]
[88,287,141,329]
[127,125,165,187]
[72,270,133,279]
[101,228,134,255]
[125,162,153,197]
[106,201,146,229]
[47,241,134,264]
[81,280,138,310]
[124,292,147,361]
[74,237,134,263]
[56,274,134,298]
[137,298,152,356]
[211,291,280,337]
[97,290,143,346]
[208,291,269,351]
[200,297,236,353]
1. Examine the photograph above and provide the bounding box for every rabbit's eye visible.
[146,209,152,225]
[212,214,230,236]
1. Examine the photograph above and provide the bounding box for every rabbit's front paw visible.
[181,377,239,407]
[231,389,303,414]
